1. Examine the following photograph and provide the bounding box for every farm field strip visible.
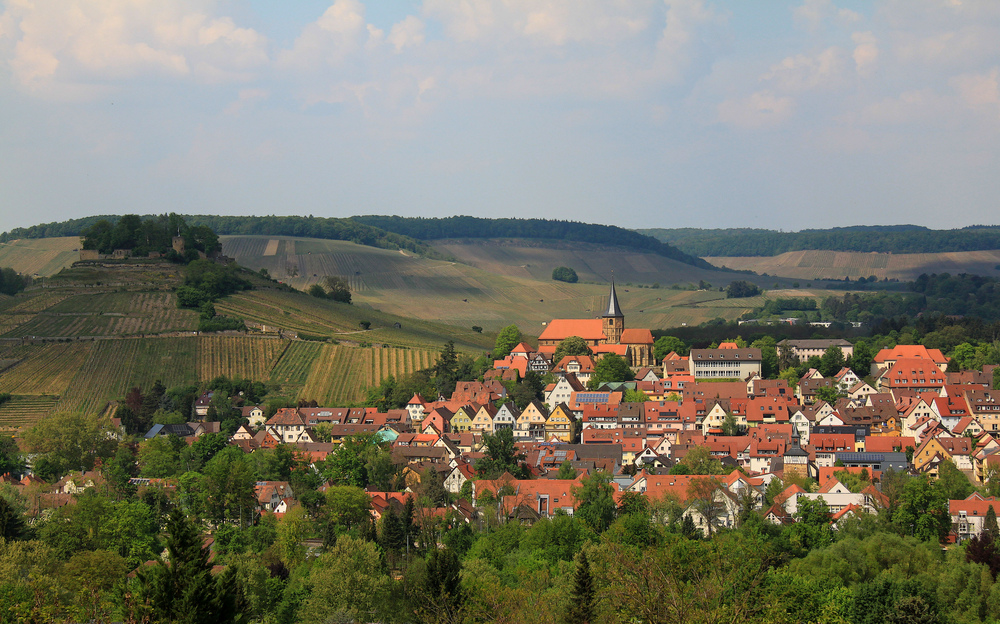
[58,337,200,414]
[0,395,60,429]
[0,341,92,395]
[269,341,322,386]
[197,336,286,382]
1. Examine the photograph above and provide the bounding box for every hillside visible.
[219,235,787,336]
[353,215,717,270]
[706,249,1000,281]
[0,260,493,429]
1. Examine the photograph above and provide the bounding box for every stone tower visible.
[602,282,624,344]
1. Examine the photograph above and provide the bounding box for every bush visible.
[198,316,246,332]
[552,266,579,283]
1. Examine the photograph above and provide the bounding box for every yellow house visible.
[913,436,974,474]
[471,404,499,433]
[515,401,549,440]
[450,405,476,433]
[545,404,575,442]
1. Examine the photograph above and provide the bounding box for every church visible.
[537,282,655,368]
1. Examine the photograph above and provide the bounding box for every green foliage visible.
[22,411,118,477]
[132,508,236,624]
[653,335,688,360]
[552,336,594,365]
[551,266,579,283]
[644,224,1000,256]
[177,260,252,309]
[587,353,634,389]
[298,536,390,623]
[0,267,29,296]
[891,475,952,542]
[669,446,725,475]
[573,471,616,533]
[937,459,974,500]
[80,213,220,257]
[307,276,352,304]
[726,280,761,298]
[557,460,577,480]
[476,428,527,479]
[566,550,595,624]
[493,324,522,359]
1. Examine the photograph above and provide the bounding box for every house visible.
[950,494,1000,542]
[873,345,949,373]
[545,404,575,442]
[681,485,741,537]
[779,339,855,362]
[470,404,499,434]
[493,403,519,432]
[913,436,974,474]
[265,409,311,444]
[552,356,596,384]
[241,405,265,427]
[515,402,549,441]
[545,373,586,408]
[688,345,762,380]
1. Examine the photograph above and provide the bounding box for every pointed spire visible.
[604,281,623,318]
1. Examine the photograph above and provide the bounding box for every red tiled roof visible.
[538,319,606,341]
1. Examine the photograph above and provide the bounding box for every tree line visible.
[81,213,220,259]
[642,224,1000,256]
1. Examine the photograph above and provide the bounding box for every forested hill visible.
[1,214,439,258]
[351,215,718,270]
[641,225,1000,257]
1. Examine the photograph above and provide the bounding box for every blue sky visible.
[1,0,999,235]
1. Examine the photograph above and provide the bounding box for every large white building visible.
[688,343,762,379]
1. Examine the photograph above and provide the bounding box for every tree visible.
[418,547,465,624]
[671,446,724,475]
[994,365,1000,391]
[324,485,372,532]
[275,506,309,569]
[751,336,779,379]
[819,346,847,377]
[814,385,843,405]
[132,509,236,624]
[557,460,577,480]
[552,266,579,283]
[552,336,593,365]
[297,536,390,624]
[623,388,649,403]
[850,339,876,378]
[726,280,760,298]
[476,428,526,479]
[573,471,616,533]
[892,475,952,542]
[937,459,973,500]
[987,506,1000,538]
[653,335,688,360]
[789,497,833,550]
[686,477,725,536]
[588,353,634,389]
[22,411,117,477]
[565,550,595,624]
[0,435,25,479]
[721,412,741,436]
[493,325,522,359]
[323,275,352,303]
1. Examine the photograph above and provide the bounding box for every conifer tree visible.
[566,550,595,624]
[132,509,236,624]
[987,505,999,537]
[419,547,464,623]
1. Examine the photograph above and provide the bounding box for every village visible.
[8,283,997,546]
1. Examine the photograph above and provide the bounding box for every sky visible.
[1,0,999,235]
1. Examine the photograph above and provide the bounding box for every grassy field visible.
[0,237,80,277]
[220,235,780,334]
[706,249,1000,281]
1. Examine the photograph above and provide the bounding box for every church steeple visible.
[602,281,624,344]
[604,281,623,318]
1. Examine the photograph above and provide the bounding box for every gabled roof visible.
[620,328,654,344]
[538,319,606,342]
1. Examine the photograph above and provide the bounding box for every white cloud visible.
[852,31,878,77]
[277,0,369,70]
[717,90,795,129]
[422,0,653,46]
[952,68,1000,109]
[763,47,847,92]
[0,0,268,97]
[388,15,425,52]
